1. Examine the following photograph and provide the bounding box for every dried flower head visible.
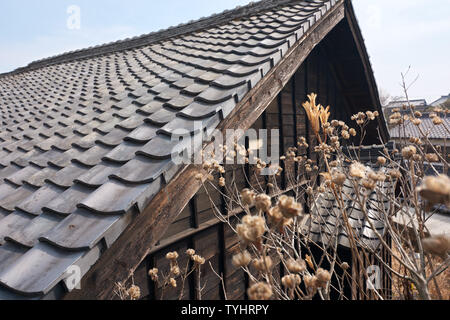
[332,171,346,186]
[170,265,180,276]
[192,255,206,265]
[186,249,196,256]
[127,285,141,300]
[298,136,309,148]
[401,146,417,160]
[315,268,331,288]
[362,179,376,190]
[282,274,302,289]
[373,172,387,182]
[302,93,330,137]
[169,278,177,288]
[253,256,273,272]
[341,130,350,140]
[366,111,376,120]
[389,112,403,126]
[277,195,303,219]
[232,250,252,268]
[409,137,423,145]
[341,262,350,270]
[433,117,443,125]
[349,162,368,179]
[305,254,314,269]
[255,194,272,213]
[267,206,284,227]
[247,282,273,300]
[219,177,226,187]
[148,268,159,282]
[286,258,307,273]
[425,153,439,162]
[422,235,450,258]
[417,175,450,207]
[433,107,443,113]
[303,275,318,290]
[241,188,256,206]
[377,156,387,166]
[236,215,266,244]
[349,128,357,136]
[388,169,402,180]
[166,251,179,261]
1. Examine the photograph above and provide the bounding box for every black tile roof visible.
[389,117,450,140]
[0,0,339,299]
[307,163,393,250]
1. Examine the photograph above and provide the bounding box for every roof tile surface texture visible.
[0,0,337,299]
[389,117,450,140]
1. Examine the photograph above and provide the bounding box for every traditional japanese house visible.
[0,0,388,300]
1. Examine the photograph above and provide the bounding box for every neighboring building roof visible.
[0,0,341,299]
[308,172,392,250]
[430,94,450,107]
[306,144,396,250]
[385,99,427,110]
[389,117,450,140]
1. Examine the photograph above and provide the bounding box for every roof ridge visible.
[0,0,320,77]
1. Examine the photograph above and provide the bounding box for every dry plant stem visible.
[208,261,228,300]
[178,257,195,300]
[196,265,202,300]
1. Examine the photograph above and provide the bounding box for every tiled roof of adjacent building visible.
[389,116,450,140]
[305,144,396,250]
[308,171,392,250]
[0,0,340,299]
[385,99,427,110]
[430,94,450,107]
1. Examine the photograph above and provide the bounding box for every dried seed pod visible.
[232,250,252,268]
[247,282,272,300]
[417,175,450,207]
[286,258,307,273]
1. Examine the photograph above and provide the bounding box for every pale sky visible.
[0,0,449,104]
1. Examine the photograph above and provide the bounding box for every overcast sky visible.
[0,0,449,103]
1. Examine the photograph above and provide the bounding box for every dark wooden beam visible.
[64,2,346,300]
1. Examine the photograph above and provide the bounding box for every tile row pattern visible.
[389,117,450,140]
[0,0,338,299]
[305,163,394,250]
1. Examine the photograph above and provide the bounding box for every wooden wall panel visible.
[160,205,192,240]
